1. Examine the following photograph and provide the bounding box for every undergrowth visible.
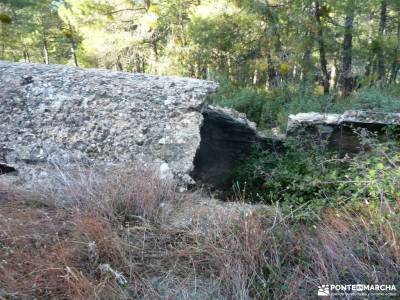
[211,76,400,130]
[0,159,399,299]
[231,132,400,222]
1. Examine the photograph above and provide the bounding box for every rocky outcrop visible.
[0,61,217,185]
[0,61,275,188]
[287,110,400,152]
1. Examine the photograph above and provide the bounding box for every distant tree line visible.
[1,0,399,96]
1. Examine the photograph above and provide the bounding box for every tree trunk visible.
[116,60,123,71]
[377,0,387,85]
[364,12,374,85]
[23,49,31,63]
[43,38,49,64]
[302,28,313,84]
[340,7,354,97]
[41,16,49,65]
[1,36,4,60]
[303,46,312,78]
[150,39,158,74]
[315,1,330,94]
[264,5,282,88]
[390,11,400,83]
[266,53,278,88]
[253,68,258,85]
[68,20,79,67]
[330,59,337,89]
[333,59,340,89]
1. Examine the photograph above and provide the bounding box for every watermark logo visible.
[317,285,330,296]
[317,284,397,297]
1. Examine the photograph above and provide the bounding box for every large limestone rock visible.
[0,61,273,187]
[287,110,400,152]
[0,61,217,184]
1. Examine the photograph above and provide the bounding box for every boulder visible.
[287,110,400,152]
[0,61,216,185]
[0,61,275,188]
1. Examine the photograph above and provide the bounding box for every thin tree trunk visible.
[116,60,123,71]
[390,11,400,83]
[150,39,158,74]
[377,0,387,85]
[333,59,340,89]
[61,3,79,66]
[1,29,5,60]
[43,38,49,64]
[264,5,282,88]
[330,60,336,89]
[68,20,79,67]
[340,8,354,97]
[23,49,31,63]
[303,47,312,77]
[41,16,49,64]
[315,0,330,94]
[364,12,374,85]
[302,29,313,84]
[266,53,277,88]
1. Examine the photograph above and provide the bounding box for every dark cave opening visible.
[191,108,281,188]
[0,163,17,175]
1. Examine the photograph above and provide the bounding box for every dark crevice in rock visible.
[0,163,17,175]
[21,76,34,85]
[191,107,282,188]
[329,123,390,152]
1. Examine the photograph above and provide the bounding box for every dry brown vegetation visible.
[0,165,399,299]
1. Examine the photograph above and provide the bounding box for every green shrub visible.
[231,137,400,221]
[348,86,400,112]
[231,140,346,218]
[212,75,400,131]
[211,75,289,128]
[216,87,267,124]
[0,13,12,24]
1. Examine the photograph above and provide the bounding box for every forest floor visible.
[0,164,399,299]
[0,178,273,299]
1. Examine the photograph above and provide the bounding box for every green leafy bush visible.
[231,137,400,221]
[231,140,345,217]
[211,75,288,128]
[0,13,12,24]
[212,75,400,131]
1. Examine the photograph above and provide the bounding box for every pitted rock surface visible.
[288,111,400,131]
[0,61,218,183]
[287,110,400,152]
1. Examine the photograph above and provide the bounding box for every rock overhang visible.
[1,61,275,188]
[0,61,219,185]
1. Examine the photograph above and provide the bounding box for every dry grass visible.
[34,163,177,223]
[0,184,127,299]
[0,165,399,299]
[276,208,400,299]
